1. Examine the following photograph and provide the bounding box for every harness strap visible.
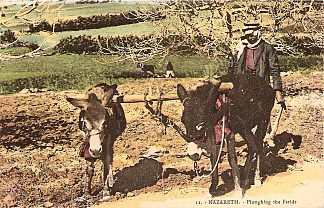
[79,142,97,162]
[87,131,101,137]
[194,161,199,176]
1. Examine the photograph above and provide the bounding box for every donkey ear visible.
[110,84,117,91]
[102,84,117,106]
[88,93,101,102]
[207,82,222,106]
[177,84,188,102]
[66,97,89,110]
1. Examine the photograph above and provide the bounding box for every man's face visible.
[246,30,258,44]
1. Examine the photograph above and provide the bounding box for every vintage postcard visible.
[0,0,323,207]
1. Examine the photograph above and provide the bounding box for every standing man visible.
[229,23,285,106]
[164,61,175,78]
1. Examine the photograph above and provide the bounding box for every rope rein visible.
[195,114,226,178]
[195,95,227,178]
[144,91,227,178]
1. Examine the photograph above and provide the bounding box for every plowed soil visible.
[0,71,323,208]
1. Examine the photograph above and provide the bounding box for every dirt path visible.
[0,71,323,207]
[93,161,324,208]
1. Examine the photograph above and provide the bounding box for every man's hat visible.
[242,23,261,34]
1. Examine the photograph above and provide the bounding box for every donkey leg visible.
[226,133,242,196]
[86,161,95,195]
[236,117,260,189]
[209,156,219,196]
[102,163,112,201]
[252,122,269,187]
[76,161,94,202]
[242,151,256,189]
[209,137,220,196]
[243,127,261,189]
[102,144,114,201]
[253,155,262,187]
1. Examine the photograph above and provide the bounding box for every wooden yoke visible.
[113,93,178,103]
[112,82,233,103]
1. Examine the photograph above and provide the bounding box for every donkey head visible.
[177,82,222,139]
[67,84,117,158]
[177,82,222,161]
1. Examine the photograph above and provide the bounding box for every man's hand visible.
[275,91,286,110]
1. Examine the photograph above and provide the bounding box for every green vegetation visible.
[0,54,321,94]
[59,2,153,16]
[55,22,157,37]
[279,55,323,72]
[18,22,157,48]
[1,2,158,48]
[0,71,50,82]
[0,54,226,94]
[0,1,322,95]
[0,54,129,93]
[0,46,31,56]
[0,2,152,26]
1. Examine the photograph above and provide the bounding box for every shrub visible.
[275,35,323,56]
[278,55,322,72]
[28,11,163,33]
[0,29,16,44]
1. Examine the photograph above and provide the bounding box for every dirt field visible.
[0,71,323,208]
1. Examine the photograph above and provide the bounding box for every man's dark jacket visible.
[229,39,283,91]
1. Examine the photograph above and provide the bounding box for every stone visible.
[19,88,30,94]
[44,201,54,208]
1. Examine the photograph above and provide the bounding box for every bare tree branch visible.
[0,0,65,61]
[108,0,322,62]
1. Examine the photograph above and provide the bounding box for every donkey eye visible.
[84,121,92,130]
[181,116,185,123]
[196,122,204,131]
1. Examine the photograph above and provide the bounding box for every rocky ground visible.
[0,71,323,208]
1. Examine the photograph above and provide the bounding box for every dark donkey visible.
[67,83,126,200]
[135,62,156,78]
[177,73,275,196]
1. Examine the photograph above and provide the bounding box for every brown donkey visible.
[67,83,126,201]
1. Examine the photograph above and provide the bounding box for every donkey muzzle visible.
[89,146,102,158]
[187,142,206,161]
[188,153,200,161]
[89,134,102,158]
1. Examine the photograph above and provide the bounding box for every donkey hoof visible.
[252,179,262,188]
[102,190,111,196]
[242,179,251,189]
[231,188,243,199]
[209,184,217,196]
[267,141,275,147]
[100,195,113,202]
[265,137,275,147]
[75,196,89,203]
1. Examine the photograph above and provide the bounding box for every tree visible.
[0,1,64,61]
[100,0,323,63]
